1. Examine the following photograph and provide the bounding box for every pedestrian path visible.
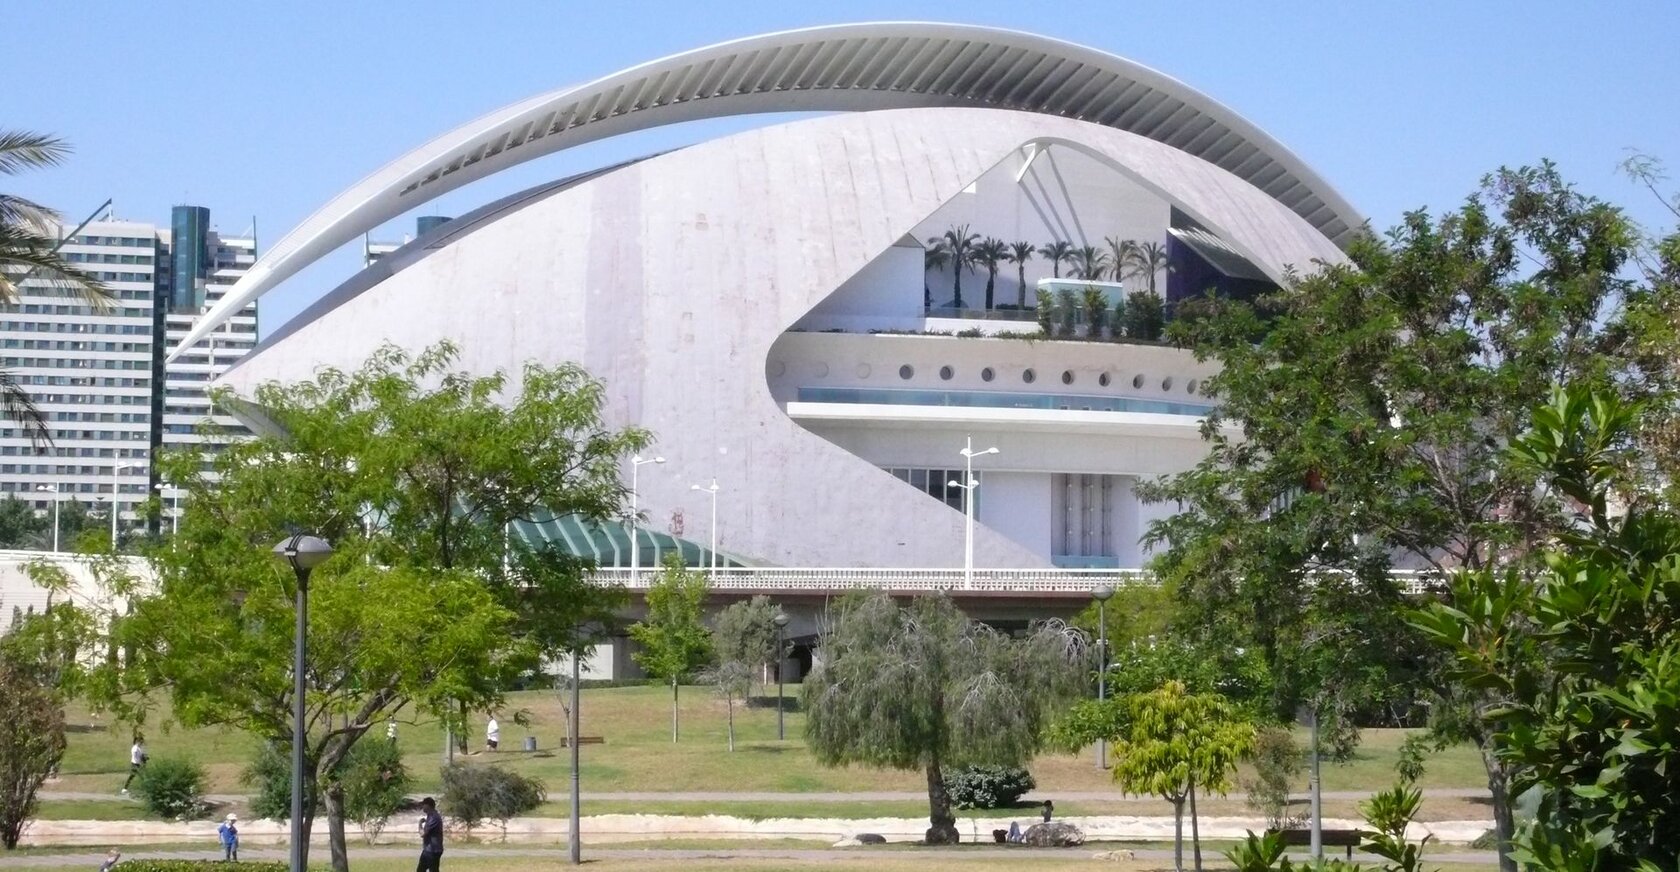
[39,787,1493,803]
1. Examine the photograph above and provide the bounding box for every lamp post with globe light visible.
[272,534,333,872]
[35,484,60,552]
[1092,584,1114,768]
[773,611,790,739]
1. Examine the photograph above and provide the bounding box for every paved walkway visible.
[8,844,1504,868]
[41,788,1492,803]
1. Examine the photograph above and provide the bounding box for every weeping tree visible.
[802,591,1088,844]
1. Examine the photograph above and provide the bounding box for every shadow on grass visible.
[744,696,801,713]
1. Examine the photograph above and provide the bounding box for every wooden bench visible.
[1271,828,1364,860]
[558,736,606,747]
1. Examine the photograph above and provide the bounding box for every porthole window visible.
[981,367,995,382]
[1132,374,1145,389]
[1186,379,1198,394]
[899,365,914,380]
[768,360,786,378]
[939,365,954,381]
[1061,370,1074,385]
[813,362,829,378]
[855,363,872,379]
[1098,372,1111,388]
[1022,368,1037,384]
[1162,377,1174,391]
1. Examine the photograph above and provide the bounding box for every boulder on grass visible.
[1023,822,1085,847]
[856,833,887,845]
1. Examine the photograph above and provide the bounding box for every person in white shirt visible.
[120,734,146,794]
[485,717,500,752]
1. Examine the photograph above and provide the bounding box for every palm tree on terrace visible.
[1,130,110,444]
[1004,240,1035,308]
[1037,240,1075,279]
[1105,236,1137,282]
[931,224,981,310]
[1071,244,1111,282]
[923,240,951,308]
[971,237,1008,310]
[1126,240,1172,296]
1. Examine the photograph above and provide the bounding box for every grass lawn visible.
[54,686,1491,804]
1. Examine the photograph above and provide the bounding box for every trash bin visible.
[523,736,537,752]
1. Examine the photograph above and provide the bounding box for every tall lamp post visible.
[627,456,665,583]
[35,484,61,552]
[772,611,790,740]
[1092,585,1114,768]
[272,534,334,872]
[690,479,719,575]
[154,482,180,540]
[952,435,999,590]
[109,463,137,547]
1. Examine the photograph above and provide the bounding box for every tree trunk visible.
[953,271,963,310]
[985,273,995,310]
[671,677,679,743]
[456,701,469,755]
[1188,779,1202,872]
[1482,742,1517,872]
[1017,266,1027,308]
[294,804,317,872]
[325,778,350,872]
[726,697,735,752]
[1171,795,1185,872]
[923,758,960,845]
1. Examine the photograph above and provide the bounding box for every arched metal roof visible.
[175,21,1361,359]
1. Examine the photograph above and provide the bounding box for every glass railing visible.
[795,387,1213,417]
[922,306,1039,322]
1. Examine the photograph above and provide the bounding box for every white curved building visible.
[212,23,1356,570]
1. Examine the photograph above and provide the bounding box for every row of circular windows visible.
[895,364,1198,394]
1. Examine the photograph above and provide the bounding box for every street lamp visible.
[690,479,719,575]
[627,456,664,583]
[1092,585,1114,768]
[272,534,333,872]
[35,484,61,552]
[953,435,999,590]
[773,611,790,740]
[110,463,138,546]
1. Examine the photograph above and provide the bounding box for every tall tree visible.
[1037,240,1075,279]
[0,497,43,549]
[1071,244,1111,282]
[0,131,111,443]
[930,225,980,309]
[711,595,780,689]
[700,660,753,752]
[971,237,1008,310]
[1142,164,1679,870]
[0,654,66,850]
[1004,240,1036,308]
[802,591,1087,844]
[1124,240,1171,296]
[629,554,714,742]
[1056,681,1254,872]
[1105,237,1138,282]
[922,241,950,309]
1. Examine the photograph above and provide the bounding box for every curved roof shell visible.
[174,21,1360,358]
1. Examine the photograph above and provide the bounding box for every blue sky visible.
[10,0,1678,334]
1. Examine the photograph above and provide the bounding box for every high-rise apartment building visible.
[0,206,256,540]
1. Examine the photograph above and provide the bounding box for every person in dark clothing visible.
[1041,800,1053,822]
[417,796,444,872]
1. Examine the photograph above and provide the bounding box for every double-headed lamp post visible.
[35,484,60,552]
[1092,584,1114,768]
[628,456,665,583]
[773,611,790,740]
[690,479,720,575]
[272,534,333,872]
[952,436,999,590]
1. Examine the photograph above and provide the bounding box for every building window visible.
[899,365,914,380]
[1022,368,1036,384]
[1098,372,1111,387]
[1052,473,1116,563]
[1133,374,1145,389]
[981,367,995,382]
[885,467,966,512]
[1061,370,1074,385]
[1162,377,1174,391]
[939,365,954,381]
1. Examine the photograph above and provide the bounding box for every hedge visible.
[117,862,286,872]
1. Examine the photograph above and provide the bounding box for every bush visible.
[944,765,1035,809]
[440,763,545,836]
[115,862,285,872]
[1121,291,1164,340]
[0,658,67,849]
[1243,726,1302,829]
[133,757,207,820]
[339,738,412,845]
[242,743,311,822]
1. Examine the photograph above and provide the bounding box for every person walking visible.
[217,813,240,862]
[120,734,146,794]
[416,796,444,872]
[484,716,499,752]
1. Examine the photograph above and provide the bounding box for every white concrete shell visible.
[221,107,1344,568]
[174,21,1360,358]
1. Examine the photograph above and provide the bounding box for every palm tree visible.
[1105,236,1137,282]
[1037,240,1075,279]
[1,130,110,444]
[1082,286,1108,338]
[972,237,1008,310]
[1004,240,1035,308]
[1071,244,1111,281]
[923,240,951,309]
[1125,240,1172,296]
[931,225,981,310]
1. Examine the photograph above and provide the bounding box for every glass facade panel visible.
[798,386,1213,417]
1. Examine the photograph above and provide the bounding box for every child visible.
[218,813,240,862]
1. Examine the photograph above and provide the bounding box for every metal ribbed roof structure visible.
[174,21,1360,359]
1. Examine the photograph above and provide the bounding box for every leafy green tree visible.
[1142,164,1679,869]
[1037,240,1075,279]
[972,237,1008,310]
[1056,681,1254,872]
[700,660,753,752]
[96,341,643,872]
[1004,240,1036,308]
[802,591,1087,844]
[338,739,411,846]
[1414,388,1680,866]
[1035,288,1056,334]
[711,595,779,689]
[0,130,110,443]
[629,554,713,742]
[0,655,66,849]
[1055,288,1078,338]
[0,497,43,549]
[1121,290,1164,339]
